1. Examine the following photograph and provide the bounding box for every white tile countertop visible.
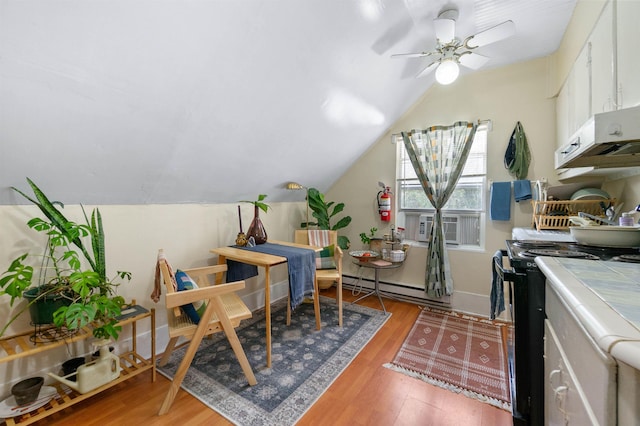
[535,257,640,370]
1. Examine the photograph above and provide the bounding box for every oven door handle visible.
[493,249,526,284]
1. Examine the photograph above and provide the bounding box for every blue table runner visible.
[226,243,316,309]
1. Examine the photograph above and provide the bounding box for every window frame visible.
[394,126,488,250]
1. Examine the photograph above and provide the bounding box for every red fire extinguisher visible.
[377,185,392,222]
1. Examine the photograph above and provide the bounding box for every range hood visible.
[555,105,640,170]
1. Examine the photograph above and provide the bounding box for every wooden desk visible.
[210,242,318,368]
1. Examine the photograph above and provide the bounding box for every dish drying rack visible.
[531,199,616,230]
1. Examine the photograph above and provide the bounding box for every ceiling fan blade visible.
[464,20,515,49]
[391,51,435,59]
[434,18,455,44]
[459,52,490,70]
[371,16,414,55]
[415,61,439,78]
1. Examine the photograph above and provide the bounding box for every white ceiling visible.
[0,0,577,205]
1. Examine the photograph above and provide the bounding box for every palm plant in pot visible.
[0,178,131,341]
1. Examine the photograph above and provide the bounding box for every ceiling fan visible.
[392,9,516,85]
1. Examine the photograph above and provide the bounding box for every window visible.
[395,126,488,249]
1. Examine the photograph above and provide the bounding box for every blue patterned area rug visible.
[157,296,389,425]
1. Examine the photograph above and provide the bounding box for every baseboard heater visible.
[342,274,452,310]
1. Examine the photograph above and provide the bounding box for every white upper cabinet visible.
[556,78,570,150]
[555,0,640,177]
[617,0,640,108]
[573,43,590,133]
[557,1,613,149]
[590,0,615,115]
[556,0,624,148]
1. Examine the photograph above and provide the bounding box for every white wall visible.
[603,173,640,217]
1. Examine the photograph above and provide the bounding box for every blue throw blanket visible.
[490,250,506,320]
[227,243,316,310]
[226,259,259,282]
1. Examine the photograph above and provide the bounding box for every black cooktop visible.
[506,240,640,269]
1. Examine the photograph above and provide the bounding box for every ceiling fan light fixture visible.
[434,18,455,44]
[391,10,515,84]
[435,60,459,85]
[434,9,458,44]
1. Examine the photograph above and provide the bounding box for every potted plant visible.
[359,227,382,252]
[0,178,131,341]
[304,188,351,250]
[359,227,378,245]
[240,194,270,244]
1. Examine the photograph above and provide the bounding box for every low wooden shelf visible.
[0,304,155,425]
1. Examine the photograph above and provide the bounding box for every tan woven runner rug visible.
[384,308,510,410]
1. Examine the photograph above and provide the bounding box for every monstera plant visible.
[0,178,131,340]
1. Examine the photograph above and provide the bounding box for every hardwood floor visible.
[35,288,512,426]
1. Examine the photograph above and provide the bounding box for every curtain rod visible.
[391,119,492,144]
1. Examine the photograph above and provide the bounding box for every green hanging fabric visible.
[504,121,530,180]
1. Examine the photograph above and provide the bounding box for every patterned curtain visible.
[401,122,477,297]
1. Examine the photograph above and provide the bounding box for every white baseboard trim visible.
[342,274,452,309]
[342,274,509,321]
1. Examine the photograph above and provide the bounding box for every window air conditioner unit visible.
[417,214,460,244]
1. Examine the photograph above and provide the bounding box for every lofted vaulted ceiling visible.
[0,0,576,205]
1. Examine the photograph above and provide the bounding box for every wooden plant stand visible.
[0,304,155,425]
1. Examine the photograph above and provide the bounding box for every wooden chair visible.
[156,250,257,415]
[294,230,343,326]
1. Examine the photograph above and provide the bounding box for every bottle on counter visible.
[619,213,634,226]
